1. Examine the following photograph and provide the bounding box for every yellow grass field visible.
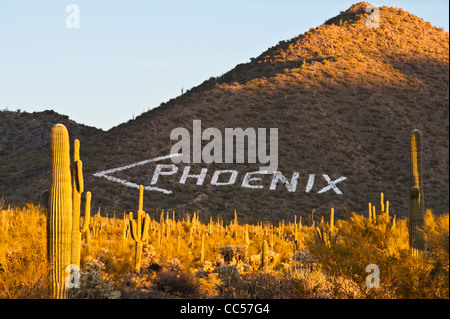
[0,195,448,299]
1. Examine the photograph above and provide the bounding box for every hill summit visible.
[1,3,448,222]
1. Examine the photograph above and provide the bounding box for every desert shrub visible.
[215,264,242,298]
[218,246,247,264]
[287,267,335,298]
[154,270,201,298]
[69,260,121,299]
[239,271,292,299]
[307,210,449,298]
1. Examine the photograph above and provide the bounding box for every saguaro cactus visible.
[129,185,150,272]
[71,139,91,268]
[330,207,335,233]
[386,201,390,218]
[244,224,250,246]
[122,214,129,248]
[409,129,425,255]
[48,124,73,299]
[200,233,206,263]
[260,240,268,270]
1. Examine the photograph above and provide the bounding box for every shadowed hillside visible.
[0,3,448,222]
[0,110,101,204]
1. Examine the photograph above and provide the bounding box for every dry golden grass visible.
[0,194,448,299]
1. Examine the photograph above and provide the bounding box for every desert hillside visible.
[0,2,448,222]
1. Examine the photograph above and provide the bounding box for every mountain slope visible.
[0,110,101,205]
[1,3,448,222]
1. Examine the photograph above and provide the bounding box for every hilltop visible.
[0,3,448,222]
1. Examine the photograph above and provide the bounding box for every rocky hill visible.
[1,3,448,222]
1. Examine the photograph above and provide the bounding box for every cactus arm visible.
[138,210,143,239]
[129,212,140,242]
[80,191,91,233]
[74,160,84,194]
[74,139,80,162]
[141,214,150,242]
[130,219,139,242]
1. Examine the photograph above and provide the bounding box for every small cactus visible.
[330,207,335,233]
[244,224,250,246]
[129,185,150,272]
[386,201,390,218]
[314,222,338,248]
[200,233,206,263]
[122,214,129,248]
[294,223,299,242]
[269,228,274,248]
[217,264,240,292]
[260,240,268,270]
[391,214,396,231]
[177,234,182,252]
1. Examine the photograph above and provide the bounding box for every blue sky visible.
[0,1,448,130]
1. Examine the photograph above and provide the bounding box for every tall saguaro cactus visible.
[71,139,91,268]
[409,129,425,255]
[48,124,73,299]
[129,185,150,272]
